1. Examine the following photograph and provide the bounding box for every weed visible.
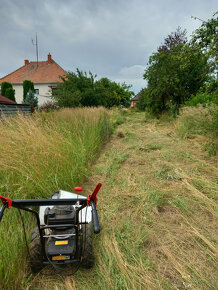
[169,198,188,212]
[146,190,170,211]
[111,108,126,127]
[146,143,163,151]
[204,140,218,156]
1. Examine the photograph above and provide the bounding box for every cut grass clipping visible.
[30,109,217,290]
[0,107,111,289]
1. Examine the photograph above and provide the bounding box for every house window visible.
[34,89,39,94]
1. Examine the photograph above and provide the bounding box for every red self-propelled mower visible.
[0,183,102,274]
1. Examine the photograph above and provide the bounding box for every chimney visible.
[24,59,29,65]
[48,53,52,63]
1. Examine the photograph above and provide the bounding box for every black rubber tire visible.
[29,227,44,273]
[81,223,94,268]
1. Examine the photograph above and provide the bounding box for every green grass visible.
[1,108,217,289]
[176,105,218,155]
[0,107,112,289]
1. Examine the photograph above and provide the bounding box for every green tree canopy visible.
[52,69,133,108]
[191,12,218,72]
[1,82,13,96]
[143,27,210,115]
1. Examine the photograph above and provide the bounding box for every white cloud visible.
[107,65,147,93]
[0,0,217,94]
[118,65,146,79]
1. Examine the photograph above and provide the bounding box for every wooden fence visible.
[0,103,34,118]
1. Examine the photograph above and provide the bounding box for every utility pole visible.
[32,32,39,67]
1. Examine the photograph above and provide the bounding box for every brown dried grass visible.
[27,110,218,289]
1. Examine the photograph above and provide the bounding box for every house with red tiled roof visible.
[130,89,145,108]
[0,54,66,105]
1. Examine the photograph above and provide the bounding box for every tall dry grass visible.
[1,108,217,289]
[0,107,111,289]
[175,105,218,155]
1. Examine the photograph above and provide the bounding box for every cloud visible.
[111,65,146,93]
[118,65,146,79]
[0,0,217,93]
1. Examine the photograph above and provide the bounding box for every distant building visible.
[0,54,66,105]
[130,89,144,108]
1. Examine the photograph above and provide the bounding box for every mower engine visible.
[29,189,95,272]
[44,205,76,262]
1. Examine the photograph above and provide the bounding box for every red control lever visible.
[87,183,102,206]
[74,187,83,194]
[0,196,13,209]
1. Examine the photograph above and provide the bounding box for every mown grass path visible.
[29,111,217,290]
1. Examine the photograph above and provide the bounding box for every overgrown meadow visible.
[0,106,217,289]
[0,108,112,289]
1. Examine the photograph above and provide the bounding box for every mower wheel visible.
[81,223,94,268]
[29,227,43,273]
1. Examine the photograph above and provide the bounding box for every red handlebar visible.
[0,196,13,208]
[87,183,102,206]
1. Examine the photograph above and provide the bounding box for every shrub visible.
[23,80,34,101]
[185,93,218,107]
[23,90,38,108]
[38,101,57,112]
[1,82,13,96]
[52,69,133,108]
[5,88,16,102]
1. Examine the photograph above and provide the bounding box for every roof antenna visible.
[32,32,39,67]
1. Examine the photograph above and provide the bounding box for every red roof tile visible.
[0,55,66,84]
[0,95,17,104]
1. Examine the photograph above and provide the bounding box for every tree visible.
[158,26,187,52]
[23,80,34,101]
[95,78,133,108]
[113,82,133,107]
[23,89,38,108]
[52,69,133,108]
[53,69,95,107]
[191,12,218,70]
[1,82,13,96]
[5,88,16,102]
[136,89,147,110]
[143,28,210,115]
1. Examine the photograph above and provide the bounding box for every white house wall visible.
[13,85,23,103]
[13,83,54,106]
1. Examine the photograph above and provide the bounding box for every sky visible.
[0,0,217,94]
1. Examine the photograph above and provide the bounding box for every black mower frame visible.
[0,184,101,266]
